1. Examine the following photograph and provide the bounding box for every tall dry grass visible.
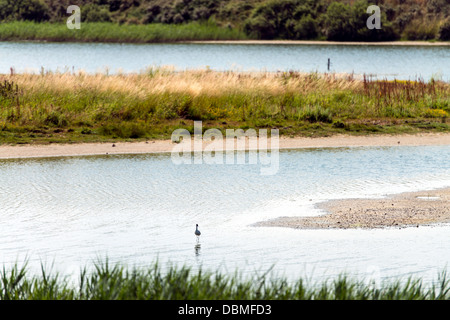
[9,68,362,98]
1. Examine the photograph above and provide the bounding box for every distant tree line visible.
[0,0,449,41]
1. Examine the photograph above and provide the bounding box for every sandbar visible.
[255,188,450,229]
[0,132,449,159]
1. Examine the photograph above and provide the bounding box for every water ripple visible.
[0,146,449,282]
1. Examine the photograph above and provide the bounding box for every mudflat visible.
[255,188,450,229]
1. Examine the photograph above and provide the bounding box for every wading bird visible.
[195,224,201,238]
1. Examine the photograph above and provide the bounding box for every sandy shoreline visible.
[0,132,449,159]
[255,188,450,230]
[187,40,450,46]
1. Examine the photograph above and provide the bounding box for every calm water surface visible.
[1,42,449,81]
[0,145,449,284]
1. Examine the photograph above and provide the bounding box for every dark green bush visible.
[325,0,398,41]
[244,0,318,39]
[403,19,440,40]
[82,4,111,23]
[324,2,353,41]
[0,0,50,22]
[438,19,450,40]
[294,14,318,39]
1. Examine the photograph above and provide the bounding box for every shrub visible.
[108,0,122,12]
[244,0,317,40]
[438,19,450,40]
[82,4,111,23]
[404,19,440,40]
[324,2,353,41]
[294,14,318,39]
[325,0,398,41]
[0,0,50,22]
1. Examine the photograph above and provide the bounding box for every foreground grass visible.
[0,70,449,144]
[0,21,248,43]
[1,261,449,300]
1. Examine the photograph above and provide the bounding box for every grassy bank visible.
[0,21,248,43]
[0,70,449,144]
[1,261,449,300]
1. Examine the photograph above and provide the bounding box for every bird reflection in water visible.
[194,224,201,257]
[194,224,202,258]
[194,243,201,256]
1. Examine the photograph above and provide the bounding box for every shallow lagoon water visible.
[0,145,449,284]
[1,42,449,81]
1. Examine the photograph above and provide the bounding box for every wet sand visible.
[0,132,449,159]
[255,188,450,230]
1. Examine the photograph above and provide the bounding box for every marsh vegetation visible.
[0,69,448,144]
[1,261,449,300]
